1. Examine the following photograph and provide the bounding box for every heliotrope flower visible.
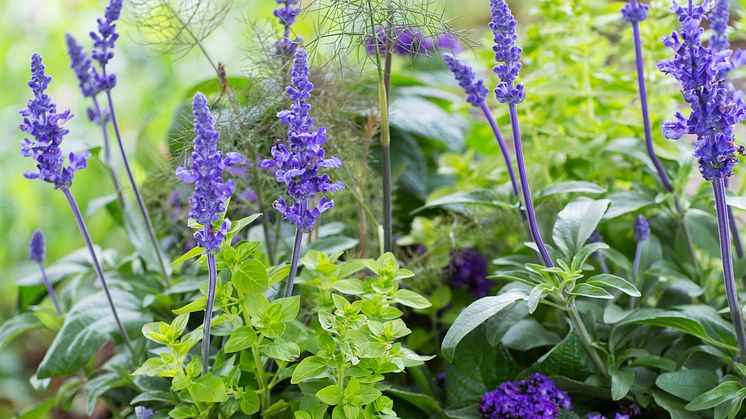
[366,26,460,56]
[274,0,301,55]
[479,374,572,419]
[261,48,344,232]
[447,248,492,298]
[490,0,525,104]
[658,2,745,180]
[176,92,241,253]
[20,54,90,190]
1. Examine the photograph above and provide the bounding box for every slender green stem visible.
[252,345,270,414]
[566,300,608,378]
[102,69,170,282]
[201,254,218,374]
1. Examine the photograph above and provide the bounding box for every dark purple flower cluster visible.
[621,0,649,23]
[260,49,344,232]
[447,248,492,298]
[274,0,301,55]
[365,27,461,57]
[29,230,45,263]
[443,54,489,106]
[710,0,730,52]
[634,215,650,241]
[490,0,525,104]
[479,373,572,419]
[658,2,745,180]
[176,93,241,253]
[587,403,641,419]
[20,54,90,190]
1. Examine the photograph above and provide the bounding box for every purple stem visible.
[712,177,746,358]
[202,253,218,374]
[91,96,126,210]
[62,187,132,351]
[38,262,62,315]
[629,6,674,193]
[724,178,744,260]
[479,102,520,197]
[507,104,554,268]
[102,67,169,282]
[284,201,307,297]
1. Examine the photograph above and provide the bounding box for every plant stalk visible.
[507,104,553,267]
[202,253,218,374]
[91,96,127,211]
[284,200,306,297]
[567,300,609,378]
[38,262,62,315]
[62,187,131,351]
[102,71,170,282]
[712,177,746,359]
[479,102,519,197]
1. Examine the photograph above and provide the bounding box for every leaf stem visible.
[566,300,608,378]
[202,253,218,374]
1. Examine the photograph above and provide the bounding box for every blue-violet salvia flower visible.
[260,48,344,232]
[65,34,98,98]
[443,54,489,106]
[134,406,154,419]
[710,0,730,52]
[274,0,301,55]
[479,373,572,419]
[658,2,745,180]
[621,0,649,23]
[176,92,241,253]
[29,229,45,263]
[490,0,525,104]
[20,54,90,189]
[90,0,122,90]
[634,215,650,241]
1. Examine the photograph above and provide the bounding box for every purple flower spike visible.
[29,230,45,263]
[621,0,649,23]
[177,92,239,254]
[261,48,344,232]
[710,0,730,52]
[658,2,745,180]
[274,0,301,55]
[490,0,525,104]
[90,0,122,90]
[20,54,90,190]
[479,373,572,418]
[634,215,650,242]
[442,54,489,106]
[65,34,98,98]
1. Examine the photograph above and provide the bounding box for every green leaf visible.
[587,274,641,297]
[413,190,513,213]
[263,341,301,362]
[224,326,258,353]
[393,289,431,309]
[308,236,359,254]
[441,290,526,362]
[85,372,126,415]
[241,389,260,415]
[610,367,634,401]
[532,332,596,381]
[552,199,610,258]
[291,356,328,384]
[445,326,520,404]
[227,214,262,237]
[501,319,561,350]
[652,391,699,419]
[536,181,606,200]
[0,312,43,351]
[233,259,269,293]
[656,369,719,402]
[604,191,656,219]
[172,246,205,265]
[189,373,227,403]
[686,380,743,411]
[36,290,147,379]
[316,384,342,405]
[390,96,466,151]
[173,297,206,315]
[570,283,614,299]
[384,387,442,415]
[274,296,301,322]
[169,405,199,418]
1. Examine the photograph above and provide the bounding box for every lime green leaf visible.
[316,384,342,405]
[224,326,258,353]
[189,373,227,403]
[393,289,431,309]
[291,356,328,384]
[233,259,269,293]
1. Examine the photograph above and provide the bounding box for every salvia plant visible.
[5,0,746,417]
